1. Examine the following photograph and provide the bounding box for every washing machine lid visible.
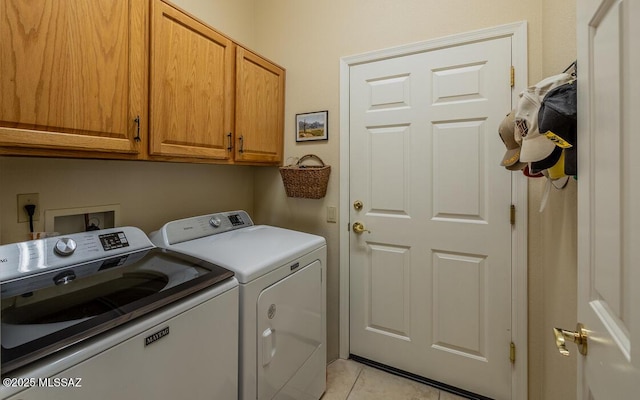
[150,212,325,283]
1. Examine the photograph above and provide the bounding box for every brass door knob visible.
[553,323,588,356]
[352,222,371,234]
[353,200,363,211]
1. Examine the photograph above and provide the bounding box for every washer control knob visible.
[53,270,77,286]
[54,238,77,256]
[209,217,222,228]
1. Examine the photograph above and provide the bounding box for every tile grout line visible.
[344,364,365,400]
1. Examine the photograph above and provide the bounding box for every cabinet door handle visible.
[239,135,244,153]
[133,116,141,142]
[227,132,233,151]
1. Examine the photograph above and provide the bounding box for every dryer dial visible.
[209,217,222,228]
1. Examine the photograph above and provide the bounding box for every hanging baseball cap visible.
[515,73,574,162]
[498,110,526,170]
[546,149,566,180]
[538,80,577,176]
[523,164,544,178]
[529,145,562,174]
[564,146,577,176]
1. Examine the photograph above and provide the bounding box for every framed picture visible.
[296,111,328,142]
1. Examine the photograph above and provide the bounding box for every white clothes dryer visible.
[150,211,326,400]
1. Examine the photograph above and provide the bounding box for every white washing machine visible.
[0,227,239,400]
[150,211,327,400]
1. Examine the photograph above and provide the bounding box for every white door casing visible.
[340,23,528,399]
[577,0,640,398]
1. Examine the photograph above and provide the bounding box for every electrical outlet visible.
[17,193,40,223]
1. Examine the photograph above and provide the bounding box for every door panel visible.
[577,0,640,397]
[432,251,487,360]
[369,126,410,214]
[367,244,411,338]
[433,121,486,221]
[350,37,512,399]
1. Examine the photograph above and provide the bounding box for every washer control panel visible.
[0,227,152,283]
[99,231,130,251]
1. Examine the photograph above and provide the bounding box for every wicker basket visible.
[279,154,331,199]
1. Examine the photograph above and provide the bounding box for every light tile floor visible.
[322,359,468,400]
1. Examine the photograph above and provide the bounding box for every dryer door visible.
[257,260,324,400]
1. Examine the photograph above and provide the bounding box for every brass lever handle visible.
[553,323,588,356]
[352,222,371,234]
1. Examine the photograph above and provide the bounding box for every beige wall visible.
[0,157,255,243]
[528,180,578,400]
[250,0,577,399]
[169,0,256,46]
[527,0,579,398]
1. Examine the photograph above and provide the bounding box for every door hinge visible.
[510,204,516,225]
[510,66,515,87]
[510,342,516,364]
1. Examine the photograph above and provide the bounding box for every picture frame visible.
[296,110,328,142]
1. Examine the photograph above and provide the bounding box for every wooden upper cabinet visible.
[149,0,234,160]
[234,47,285,164]
[1,0,284,164]
[0,0,146,154]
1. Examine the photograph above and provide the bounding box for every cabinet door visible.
[0,0,146,154]
[235,48,284,165]
[149,0,234,160]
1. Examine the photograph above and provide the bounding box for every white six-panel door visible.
[577,0,640,397]
[349,37,513,399]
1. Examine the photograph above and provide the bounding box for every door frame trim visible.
[339,21,529,399]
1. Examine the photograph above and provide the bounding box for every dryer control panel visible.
[153,210,254,246]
